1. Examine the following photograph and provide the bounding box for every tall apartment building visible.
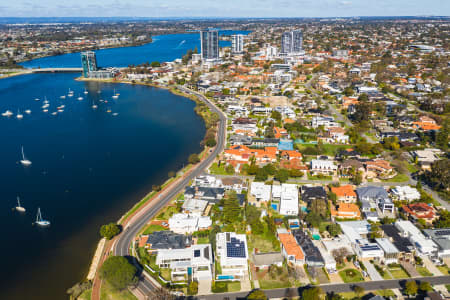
[281,29,303,54]
[200,28,219,60]
[80,51,97,78]
[231,34,244,54]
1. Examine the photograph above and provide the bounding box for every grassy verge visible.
[383,173,410,182]
[142,224,167,234]
[212,281,241,293]
[416,266,433,276]
[209,162,233,175]
[338,268,364,283]
[388,266,410,279]
[100,281,137,300]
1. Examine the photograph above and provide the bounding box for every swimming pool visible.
[312,234,321,240]
[217,275,234,280]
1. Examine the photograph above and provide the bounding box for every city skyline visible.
[0,0,449,18]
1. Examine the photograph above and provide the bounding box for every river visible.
[1,30,248,300]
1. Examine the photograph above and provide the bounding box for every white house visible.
[376,238,400,264]
[279,184,299,216]
[311,116,339,129]
[391,186,421,202]
[395,220,438,257]
[250,182,272,206]
[168,213,212,234]
[156,244,214,281]
[310,159,337,175]
[216,232,248,279]
[354,239,384,259]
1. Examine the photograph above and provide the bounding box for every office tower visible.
[231,34,244,54]
[281,30,303,54]
[200,29,219,60]
[81,51,97,77]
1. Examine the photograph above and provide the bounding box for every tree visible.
[206,138,217,147]
[275,169,290,183]
[255,168,268,182]
[302,287,323,300]
[404,281,418,296]
[309,198,328,219]
[152,185,161,192]
[419,281,433,293]
[188,280,198,295]
[225,164,235,174]
[223,191,241,224]
[247,289,268,300]
[353,285,365,297]
[151,61,161,67]
[100,256,138,290]
[168,171,176,178]
[332,247,350,265]
[188,153,200,164]
[271,110,282,121]
[353,171,363,185]
[327,223,341,237]
[100,223,121,240]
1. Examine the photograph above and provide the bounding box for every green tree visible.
[405,281,418,296]
[419,281,433,292]
[353,172,363,185]
[275,169,290,183]
[223,191,241,224]
[327,223,341,236]
[225,164,235,174]
[188,280,198,295]
[188,153,200,164]
[271,110,282,121]
[309,198,328,219]
[151,61,161,67]
[247,289,268,300]
[100,223,121,240]
[205,138,217,147]
[100,256,138,290]
[302,287,323,300]
[255,168,268,182]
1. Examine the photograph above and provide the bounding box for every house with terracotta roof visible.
[365,159,396,179]
[402,203,437,224]
[274,127,288,139]
[278,232,305,266]
[331,202,361,219]
[331,185,357,203]
[412,116,441,131]
[280,150,302,161]
[224,145,277,165]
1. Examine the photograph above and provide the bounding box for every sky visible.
[0,0,449,18]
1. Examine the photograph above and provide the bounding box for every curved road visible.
[112,86,226,298]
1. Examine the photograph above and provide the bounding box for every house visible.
[412,116,441,131]
[402,203,437,224]
[354,240,384,259]
[278,232,305,266]
[301,186,327,204]
[250,182,271,206]
[156,244,213,281]
[216,232,248,278]
[339,221,383,259]
[252,138,280,148]
[325,127,349,144]
[310,159,337,175]
[279,184,299,216]
[365,159,395,179]
[381,224,415,262]
[144,231,192,252]
[314,240,337,273]
[292,230,324,267]
[311,116,338,129]
[395,220,438,257]
[182,198,209,214]
[391,186,421,202]
[331,203,361,219]
[168,213,212,234]
[412,149,441,170]
[229,134,252,145]
[339,159,365,177]
[423,229,450,258]
[375,238,400,264]
[252,252,284,269]
[196,187,225,203]
[224,145,277,164]
[331,185,357,203]
[232,117,257,133]
[356,186,395,214]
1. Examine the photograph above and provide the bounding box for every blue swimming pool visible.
[217,275,234,280]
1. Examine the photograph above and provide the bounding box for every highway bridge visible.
[30,68,83,73]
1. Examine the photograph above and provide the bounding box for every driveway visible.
[364,260,383,281]
[423,257,443,276]
[400,261,420,277]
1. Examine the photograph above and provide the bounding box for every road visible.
[193,276,450,300]
[111,86,227,298]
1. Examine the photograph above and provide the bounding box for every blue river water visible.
[20,30,250,68]
[1,30,248,300]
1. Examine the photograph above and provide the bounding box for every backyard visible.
[388,264,410,279]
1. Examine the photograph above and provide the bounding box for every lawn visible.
[256,267,292,290]
[338,268,364,283]
[212,281,241,293]
[100,281,137,300]
[296,143,353,156]
[142,224,167,234]
[407,163,419,173]
[416,266,433,276]
[376,290,396,297]
[79,289,92,300]
[388,266,410,279]
[259,279,291,289]
[196,237,210,244]
[248,234,280,252]
[383,173,410,182]
[209,162,233,175]
[307,174,333,181]
[156,205,178,220]
[160,268,171,281]
[438,265,450,275]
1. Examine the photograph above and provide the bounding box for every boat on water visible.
[2,110,13,117]
[58,109,64,113]
[51,112,58,115]
[112,89,119,99]
[25,110,31,114]
[34,207,50,227]
[34,98,40,101]
[84,89,88,95]
[15,196,25,212]
[20,146,32,166]
[77,94,83,101]
[16,110,23,119]
[92,104,98,109]
[68,89,74,97]
[112,112,119,116]
[42,104,50,109]
[60,95,66,99]
[43,109,48,113]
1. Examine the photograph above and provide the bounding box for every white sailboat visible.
[68,89,74,97]
[2,110,13,117]
[112,89,119,99]
[16,110,23,119]
[15,196,25,212]
[84,88,88,94]
[77,94,83,101]
[60,95,66,99]
[20,146,32,166]
[25,109,32,114]
[34,207,50,226]
[34,98,40,101]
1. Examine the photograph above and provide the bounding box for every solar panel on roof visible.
[436,230,450,236]
[194,249,201,257]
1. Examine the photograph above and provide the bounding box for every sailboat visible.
[2,110,13,117]
[16,110,23,119]
[68,89,74,97]
[112,89,119,99]
[15,196,25,212]
[77,94,83,101]
[20,146,32,166]
[34,207,50,226]
[84,88,88,95]
[25,109,32,114]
